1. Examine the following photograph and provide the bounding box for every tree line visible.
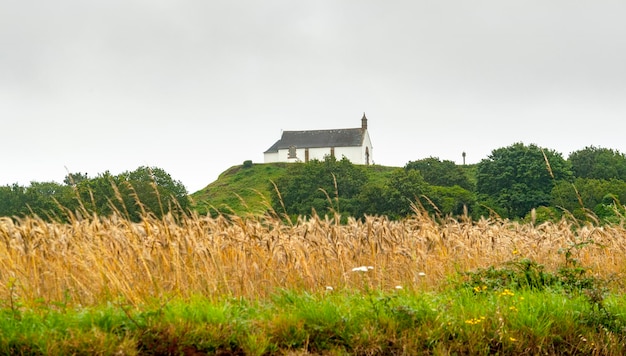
[3,143,626,224]
[0,166,190,222]
[270,143,626,223]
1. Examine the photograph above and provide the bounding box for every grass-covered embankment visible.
[189,162,401,216]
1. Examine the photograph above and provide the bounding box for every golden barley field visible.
[1,211,625,306]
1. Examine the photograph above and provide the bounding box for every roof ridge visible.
[281,127,362,132]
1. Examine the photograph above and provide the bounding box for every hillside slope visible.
[190,163,289,216]
[190,162,400,216]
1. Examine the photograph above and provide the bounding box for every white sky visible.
[2,1,626,193]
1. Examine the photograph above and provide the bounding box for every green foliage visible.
[427,185,475,217]
[268,158,472,220]
[115,166,190,220]
[63,172,89,186]
[462,240,607,311]
[0,185,24,218]
[270,156,368,218]
[476,142,572,219]
[379,168,429,218]
[462,259,564,292]
[1,288,626,354]
[569,146,626,180]
[522,206,562,225]
[594,195,626,224]
[551,178,626,222]
[353,183,390,217]
[73,170,119,217]
[191,156,485,220]
[11,142,626,223]
[405,156,473,190]
[191,163,290,216]
[0,182,73,220]
[0,167,189,222]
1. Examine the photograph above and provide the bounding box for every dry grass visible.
[0,210,625,307]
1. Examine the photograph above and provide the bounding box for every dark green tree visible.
[568,146,626,180]
[0,182,75,220]
[73,171,119,217]
[476,142,572,219]
[551,178,626,221]
[354,183,391,217]
[380,168,430,219]
[63,172,89,186]
[427,185,475,217]
[405,157,473,190]
[593,193,626,224]
[116,166,190,220]
[71,167,189,221]
[25,181,74,218]
[0,184,27,217]
[270,156,368,218]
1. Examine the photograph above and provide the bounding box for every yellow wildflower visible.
[465,317,485,325]
[500,289,515,297]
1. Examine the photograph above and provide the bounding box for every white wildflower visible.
[352,266,374,272]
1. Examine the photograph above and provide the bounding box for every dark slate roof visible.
[264,128,365,153]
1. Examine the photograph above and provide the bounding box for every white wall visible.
[264,152,280,163]
[361,131,373,164]
[334,146,366,164]
[264,145,370,164]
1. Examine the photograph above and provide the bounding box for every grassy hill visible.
[190,162,289,216]
[190,162,401,216]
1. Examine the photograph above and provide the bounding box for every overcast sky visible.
[2,1,626,193]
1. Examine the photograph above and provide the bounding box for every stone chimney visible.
[361,112,368,130]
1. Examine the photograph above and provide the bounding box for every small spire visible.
[361,112,368,130]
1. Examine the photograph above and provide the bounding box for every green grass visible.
[2,286,625,355]
[190,162,400,216]
[190,162,291,216]
[189,161,477,217]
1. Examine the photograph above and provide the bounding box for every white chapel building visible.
[264,113,373,165]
